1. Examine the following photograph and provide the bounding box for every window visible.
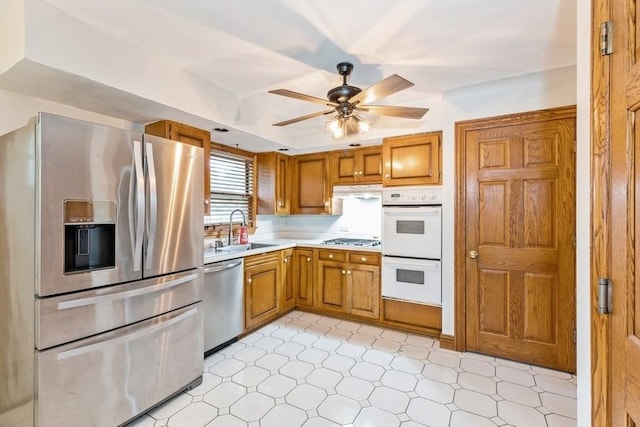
[206,150,255,228]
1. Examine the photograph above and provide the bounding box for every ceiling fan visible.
[269,62,429,139]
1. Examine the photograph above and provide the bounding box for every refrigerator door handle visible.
[133,140,145,272]
[56,306,198,360]
[145,141,158,269]
[57,272,198,310]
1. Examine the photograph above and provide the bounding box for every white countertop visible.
[204,238,381,265]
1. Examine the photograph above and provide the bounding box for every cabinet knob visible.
[283,258,288,263]
[247,277,252,284]
[385,174,390,178]
[278,201,283,207]
[306,257,311,262]
[204,199,209,205]
[342,270,346,274]
[329,254,333,259]
[361,256,366,262]
[324,200,330,207]
[347,270,352,275]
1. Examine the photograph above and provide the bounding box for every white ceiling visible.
[0,0,576,153]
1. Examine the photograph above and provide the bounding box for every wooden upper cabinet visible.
[257,152,291,215]
[145,120,211,213]
[331,146,383,184]
[291,153,336,214]
[382,131,442,186]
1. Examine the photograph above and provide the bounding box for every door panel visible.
[38,114,142,296]
[609,0,640,424]
[464,116,575,372]
[143,135,203,277]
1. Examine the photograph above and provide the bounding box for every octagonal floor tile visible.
[354,407,400,427]
[497,400,547,427]
[380,370,418,392]
[406,397,451,426]
[415,378,455,404]
[260,404,307,427]
[230,392,275,422]
[257,374,297,398]
[286,384,328,411]
[454,389,498,418]
[368,386,410,414]
[280,360,314,379]
[350,361,385,381]
[323,354,356,373]
[232,366,270,387]
[497,381,541,407]
[204,414,246,427]
[306,367,344,390]
[203,382,247,409]
[450,409,497,427]
[317,395,361,425]
[336,376,374,401]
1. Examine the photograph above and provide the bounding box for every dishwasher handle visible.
[204,260,243,274]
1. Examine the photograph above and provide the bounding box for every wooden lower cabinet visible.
[316,249,380,320]
[280,248,295,311]
[244,252,280,330]
[294,248,314,308]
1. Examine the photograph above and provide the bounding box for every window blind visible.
[208,150,255,225]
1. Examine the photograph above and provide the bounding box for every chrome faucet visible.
[228,209,247,246]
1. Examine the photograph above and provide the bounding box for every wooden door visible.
[294,249,314,308]
[607,0,640,424]
[244,254,280,330]
[460,109,576,372]
[280,249,295,311]
[348,263,380,319]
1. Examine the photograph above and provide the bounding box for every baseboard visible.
[439,333,455,350]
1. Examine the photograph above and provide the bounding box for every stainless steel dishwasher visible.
[203,257,244,355]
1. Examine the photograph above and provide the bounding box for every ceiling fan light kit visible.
[269,62,428,140]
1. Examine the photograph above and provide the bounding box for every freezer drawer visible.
[36,269,203,350]
[36,303,203,427]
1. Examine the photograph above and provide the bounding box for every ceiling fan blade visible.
[269,89,339,107]
[273,109,335,126]
[349,74,414,105]
[356,105,429,119]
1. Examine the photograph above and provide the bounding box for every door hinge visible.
[598,278,612,314]
[600,21,613,56]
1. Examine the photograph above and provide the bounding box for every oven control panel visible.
[382,186,442,205]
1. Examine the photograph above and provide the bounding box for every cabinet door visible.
[332,150,358,184]
[348,263,380,319]
[331,146,382,184]
[294,249,314,308]
[145,120,211,214]
[317,259,348,314]
[280,249,295,311]
[244,254,280,330]
[292,153,331,214]
[257,152,290,215]
[383,132,441,186]
[359,146,383,183]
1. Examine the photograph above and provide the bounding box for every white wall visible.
[255,197,382,241]
[575,0,591,423]
[0,0,25,74]
[0,88,134,135]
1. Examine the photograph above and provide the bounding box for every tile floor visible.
[127,311,577,427]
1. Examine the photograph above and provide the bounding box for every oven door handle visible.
[383,258,440,268]
[383,207,440,215]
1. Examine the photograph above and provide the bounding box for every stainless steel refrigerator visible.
[0,113,205,427]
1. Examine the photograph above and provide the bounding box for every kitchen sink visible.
[214,242,277,254]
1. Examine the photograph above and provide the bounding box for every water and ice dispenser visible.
[64,200,117,273]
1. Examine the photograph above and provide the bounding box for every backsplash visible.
[254,197,382,240]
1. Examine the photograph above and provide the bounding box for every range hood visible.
[332,184,382,199]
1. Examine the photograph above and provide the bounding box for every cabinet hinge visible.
[598,278,612,314]
[600,21,613,56]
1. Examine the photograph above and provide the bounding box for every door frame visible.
[453,106,578,352]
[590,0,610,425]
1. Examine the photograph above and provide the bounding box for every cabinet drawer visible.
[348,252,380,266]
[318,250,347,262]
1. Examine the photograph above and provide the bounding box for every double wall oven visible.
[381,186,442,306]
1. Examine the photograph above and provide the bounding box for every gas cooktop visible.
[321,238,381,247]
